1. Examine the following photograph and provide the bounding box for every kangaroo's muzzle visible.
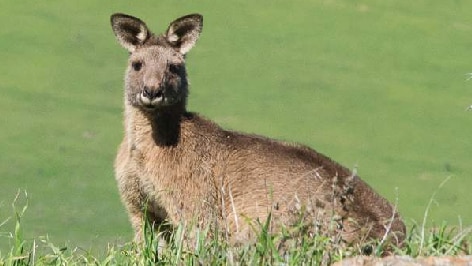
[140,86,164,107]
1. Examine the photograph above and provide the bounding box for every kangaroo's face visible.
[126,46,187,109]
[111,14,203,111]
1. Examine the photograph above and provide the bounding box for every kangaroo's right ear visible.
[111,13,151,52]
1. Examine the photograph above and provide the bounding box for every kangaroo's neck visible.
[151,109,183,146]
[125,103,186,148]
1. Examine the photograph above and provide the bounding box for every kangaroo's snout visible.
[142,86,164,101]
[139,86,165,107]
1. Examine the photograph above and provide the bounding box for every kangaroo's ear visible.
[111,13,151,52]
[165,14,203,55]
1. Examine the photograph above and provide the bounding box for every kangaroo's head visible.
[111,13,203,112]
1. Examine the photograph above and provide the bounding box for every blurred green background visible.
[1,0,471,252]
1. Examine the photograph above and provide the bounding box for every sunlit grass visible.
[1,191,470,265]
[1,0,472,254]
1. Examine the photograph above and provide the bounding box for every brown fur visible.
[110,13,406,248]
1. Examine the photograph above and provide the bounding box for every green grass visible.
[0,194,471,265]
[1,0,471,254]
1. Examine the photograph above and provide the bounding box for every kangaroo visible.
[110,13,405,249]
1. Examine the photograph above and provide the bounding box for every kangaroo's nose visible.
[142,86,163,100]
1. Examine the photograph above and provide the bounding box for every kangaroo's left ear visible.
[111,13,151,52]
[165,14,203,55]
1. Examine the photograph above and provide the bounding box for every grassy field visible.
[1,0,471,253]
[2,201,471,265]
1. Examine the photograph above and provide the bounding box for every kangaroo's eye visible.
[132,61,142,71]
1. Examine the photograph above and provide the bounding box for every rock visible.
[332,255,472,266]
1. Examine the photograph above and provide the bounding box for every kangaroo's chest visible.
[131,146,220,223]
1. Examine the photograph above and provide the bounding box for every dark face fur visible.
[111,13,203,111]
